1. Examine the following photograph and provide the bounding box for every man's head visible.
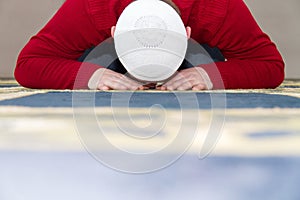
[113,0,190,82]
[160,0,181,15]
[112,0,191,39]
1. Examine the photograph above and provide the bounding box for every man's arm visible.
[203,0,285,89]
[14,0,107,89]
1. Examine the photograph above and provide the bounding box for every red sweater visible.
[15,0,285,89]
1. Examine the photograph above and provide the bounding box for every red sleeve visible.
[14,0,109,89]
[201,0,285,89]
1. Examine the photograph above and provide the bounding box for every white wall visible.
[0,0,64,78]
[0,0,299,79]
[244,0,300,79]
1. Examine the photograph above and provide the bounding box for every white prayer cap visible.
[114,0,188,82]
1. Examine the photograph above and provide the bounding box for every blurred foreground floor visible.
[0,79,300,200]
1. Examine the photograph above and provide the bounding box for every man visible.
[15,0,285,90]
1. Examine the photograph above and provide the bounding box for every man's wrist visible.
[88,68,105,89]
[197,67,213,90]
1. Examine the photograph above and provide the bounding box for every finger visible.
[177,81,195,91]
[165,68,200,85]
[162,73,185,88]
[103,70,141,89]
[100,78,129,90]
[99,85,111,91]
[106,77,143,90]
[139,86,150,90]
[192,84,207,91]
[158,86,167,91]
[137,85,150,90]
[166,77,197,90]
[156,86,163,90]
[95,70,138,90]
[109,75,141,90]
[97,82,108,90]
[119,76,144,90]
[138,86,146,90]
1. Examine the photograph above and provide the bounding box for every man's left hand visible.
[159,67,213,91]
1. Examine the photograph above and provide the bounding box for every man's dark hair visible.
[160,0,181,15]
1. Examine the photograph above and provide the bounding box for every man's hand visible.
[88,68,144,90]
[160,67,213,91]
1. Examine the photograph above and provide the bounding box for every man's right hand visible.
[88,68,143,90]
